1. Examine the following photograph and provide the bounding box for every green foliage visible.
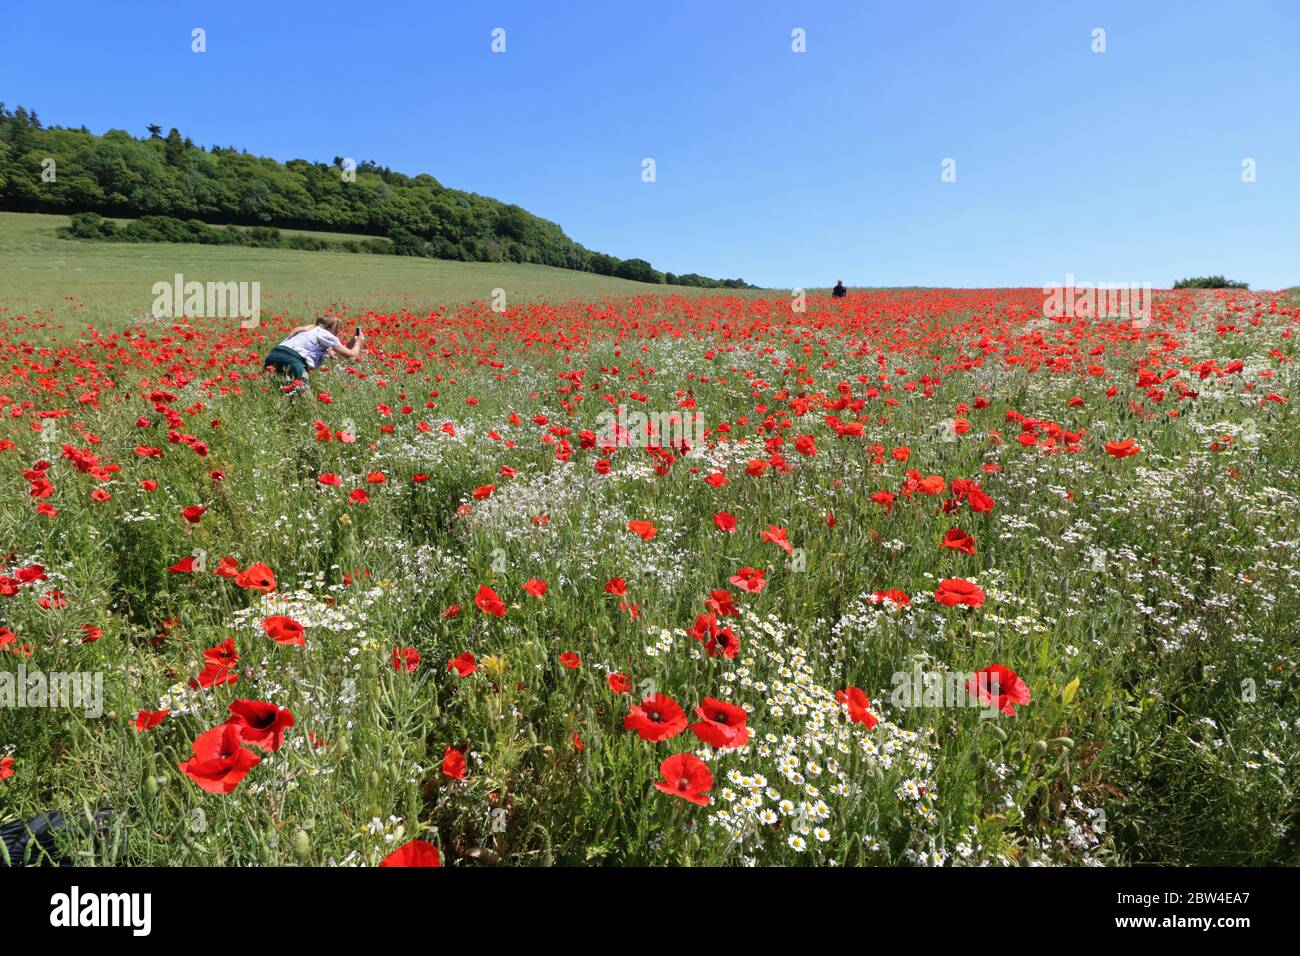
[0,103,754,288]
[613,258,663,284]
[65,210,116,239]
[1173,275,1250,289]
[56,211,393,255]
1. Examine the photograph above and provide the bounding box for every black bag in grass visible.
[0,809,112,866]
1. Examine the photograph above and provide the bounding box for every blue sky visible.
[3,0,1297,289]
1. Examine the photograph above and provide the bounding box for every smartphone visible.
[354,327,361,337]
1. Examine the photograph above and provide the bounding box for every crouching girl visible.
[263,316,363,393]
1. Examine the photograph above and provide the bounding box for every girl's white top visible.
[280,327,341,369]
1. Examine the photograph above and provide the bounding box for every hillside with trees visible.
[0,104,753,288]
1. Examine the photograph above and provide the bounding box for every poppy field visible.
[1,285,1297,867]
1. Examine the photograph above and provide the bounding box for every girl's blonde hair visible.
[289,315,343,336]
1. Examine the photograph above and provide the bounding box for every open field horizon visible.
[6,213,1292,324]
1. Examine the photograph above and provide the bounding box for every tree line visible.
[1172,275,1249,290]
[0,104,753,289]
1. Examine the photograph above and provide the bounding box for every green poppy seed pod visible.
[430,704,440,719]
[292,829,311,861]
[989,724,1008,743]
[1030,740,1048,758]
[335,737,348,757]
[144,775,158,798]
[527,725,538,745]
[154,773,169,788]
[1051,737,1075,750]
[368,770,381,790]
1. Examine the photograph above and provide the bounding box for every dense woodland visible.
[0,104,752,288]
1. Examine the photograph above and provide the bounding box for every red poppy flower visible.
[701,591,735,619]
[728,566,767,593]
[182,505,206,523]
[712,512,737,533]
[212,556,240,578]
[235,562,277,592]
[967,485,995,512]
[523,579,547,598]
[204,637,238,668]
[261,615,305,646]
[178,724,261,794]
[624,694,688,742]
[559,652,581,669]
[134,709,169,732]
[604,577,627,596]
[380,839,441,867]
[39,589,67,610]
[653,753,713,805]
[442,745,467,780]
[607,672,631,693]
[940,528,976,554]
[0,755,14,781]
[392,647,421,673]
[690,698,750,749]
[472,484,495,499]
[190,663,239,690]
[872,588,911,607]
[15,565,46,584]
[934,578,985,608]
[475,584,507,617]
[968,664,1033,716]
[1105,438,1141,459]
[627,520,657,541]
[836,686,878,729]
[761,525,794,555]
[169,557,197,573]
[704,624,740,659]
[448,652,477,676]
[318,472,341,486]
[227,699,295,751]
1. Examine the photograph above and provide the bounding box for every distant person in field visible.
[263,316,363,393]
[832,279,847,298]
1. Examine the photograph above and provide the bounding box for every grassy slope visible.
[0,212,758,322]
